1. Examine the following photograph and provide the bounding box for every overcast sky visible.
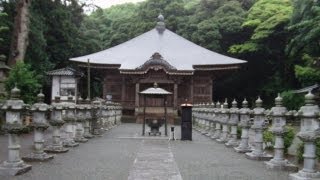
[93,0,146,8]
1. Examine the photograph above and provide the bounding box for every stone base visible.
[75,137,88,143]
[216,138,228,143]
[22,152,54,162]
[225,140,239,148]
[245,152,273,161]
[63,140,79,147]
[84,134,94,139]
[265,160,298,172]
[290,170,320,180]
[44,146,69,153]
[234,146,252,153]
[0,161,32,176]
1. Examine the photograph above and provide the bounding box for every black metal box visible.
[181,104,192,140]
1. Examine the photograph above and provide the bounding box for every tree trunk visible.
[8,0,31,66]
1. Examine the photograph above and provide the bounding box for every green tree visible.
[286,0,320,86]
[5,62,41,104]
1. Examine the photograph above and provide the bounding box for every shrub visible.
[5,62,41,104]
[297,139,320,164]
[263,126,295,154]
[237,126,242,139]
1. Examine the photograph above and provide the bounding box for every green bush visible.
[297,139,320,164]
[263,128,274,150]
[263,126,296,154]
[297,142,304,163]
[5,62,41,104]
[281,91,304,110]
[237,126,242,139]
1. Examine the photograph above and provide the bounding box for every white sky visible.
[93,0,146,8]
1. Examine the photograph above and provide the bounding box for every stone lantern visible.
[62,95,79,147]
[234,98,252,153]
[102,103,111,131]
[75,102,88,143]
[45,96,69,153]
[212,102,222,139]
[265,94,297,171]
[192,104,199,131]
[0,86,32,175]
[92,99,103,136]
[207,102,215,137]
[245,97,272,160]
[225,99,239,147]
[83,100,93,139]
[22,92,54,161]
[217,100,230,143]
[116,103,122,125]
[290,92,320,179]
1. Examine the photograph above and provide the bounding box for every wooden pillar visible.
[121,76,125,103]
[190,78,194,103]
[173,83,178,109]
[135,83,140,117]
[209,80,213,102]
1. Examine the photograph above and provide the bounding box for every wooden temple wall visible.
[192,75,212,104]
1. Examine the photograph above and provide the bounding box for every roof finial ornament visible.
[153,82,158,88]
[156,13,166,34]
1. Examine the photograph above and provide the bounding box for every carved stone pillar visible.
[245,97,272,161]
[234,99,252,153]
[290,92,320,179]
[225,99,239,147]
[217,100,230,143]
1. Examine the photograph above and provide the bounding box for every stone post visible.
[245,97,272,161]
[92,100,103,136]
[290,92,320,179]
[44,96,69,153]
[62,96,79,147]
[0,86,32,175]
[217,100,230,143]
[265,94,298,171]
[234,98,252,153]
[23,92,54,161]
[212,102,221,139]
[83,101,94,139]
[225,99,240,147]
[75,103,88,143]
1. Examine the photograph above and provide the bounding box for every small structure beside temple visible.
[70,14,246,123]
[46,67,83,102]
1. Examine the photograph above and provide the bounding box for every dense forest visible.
[0,0,319,108]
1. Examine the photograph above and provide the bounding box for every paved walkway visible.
[0,124,290,180]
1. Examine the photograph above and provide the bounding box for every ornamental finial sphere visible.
[255,96,263,107]
[153,82,158,88]
[232,99,237,108]
[37,90,45,102]
[11,84,21,99]
[158,13,164,22]
[242,98,248,108]
[223,98,228,107]
[216,101,221,108]
[275,93,283,106]
[305,91,315,105]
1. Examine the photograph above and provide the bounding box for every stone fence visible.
[0,86,122,176]
[193,92,320,180]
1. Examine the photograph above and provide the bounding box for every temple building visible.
[70,14,246,123]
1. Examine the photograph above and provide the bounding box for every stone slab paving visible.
[0,124,292,180]
[171,130,290,180]
[128,139,182,180]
